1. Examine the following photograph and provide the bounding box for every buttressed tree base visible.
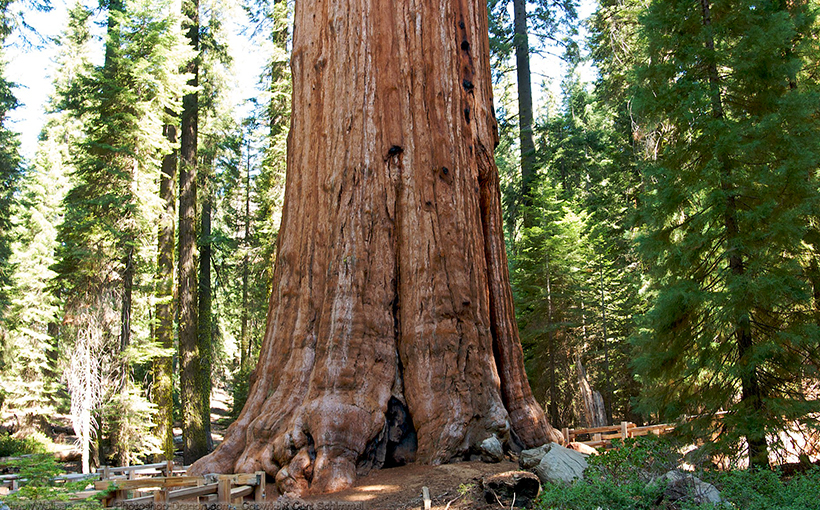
[189,0,559,495]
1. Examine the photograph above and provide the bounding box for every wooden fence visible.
[95,471,266,507]
[0,458,267,507]
[562,421,675,448]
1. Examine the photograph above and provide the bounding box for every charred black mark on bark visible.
[438,166,453,185]
[358,424,387,474]
[462,79,474,92]
[385,145,404,161]
[458,20,465,29]
[384,396,418,468]
[464,106,471,123]
[461,40,470,52]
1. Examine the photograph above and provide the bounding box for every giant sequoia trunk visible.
[190,0,558,494]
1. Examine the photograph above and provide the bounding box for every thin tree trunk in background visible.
[198,154,213,450]
[153,122,177,461]
[179,0,208,464]
[513,0,536,227]
[699,0,767,468]
[546,256,557,426]
[600,268,612,424]
[190,0,558,494]
[240,141,251,371]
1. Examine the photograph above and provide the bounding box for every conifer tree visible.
[0,0,23,325]
[634,0,820,467]
[55,0,191,467]
[178,0,211,464]
[0,2,89,421]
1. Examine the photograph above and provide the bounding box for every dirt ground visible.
[299,460,523,510]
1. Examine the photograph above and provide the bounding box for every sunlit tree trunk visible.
[153,122,177,461]
[179,0,209,464]
[190,0,558,495]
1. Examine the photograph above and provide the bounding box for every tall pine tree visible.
[634,0,820,467]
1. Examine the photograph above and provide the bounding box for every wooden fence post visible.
[562,427,570,444]
[218,476,232,504]
[621,421,629,440]
[153,486,168,505]
[255,471,266,502]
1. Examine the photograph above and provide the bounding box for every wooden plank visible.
[571,423,636,435]
[95,475,202,491]
[122,494,154,505]
[165,483,218,500]
[232,484,254,502]
[103,462,168,474]
[119,483,219,505]
[218,473,261,486]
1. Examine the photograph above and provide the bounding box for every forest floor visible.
[300,460,522,509]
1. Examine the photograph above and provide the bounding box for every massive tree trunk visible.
[190,0,558,494]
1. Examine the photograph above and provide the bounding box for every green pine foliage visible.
[633,0,820,466]
[512,174,592,426]
[53,0,193,466]
[0,1,23,323]
[0,1,92,430]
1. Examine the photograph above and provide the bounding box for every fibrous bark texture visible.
[190,0,558,494]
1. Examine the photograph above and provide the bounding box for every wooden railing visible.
[2,457,266,507]
[94,471,266,507]
[562,421,675,448]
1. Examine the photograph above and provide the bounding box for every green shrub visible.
[536,436,676,509]
[705,466,820,510]
[0,432,49,457]
[535,435,820,510]
[3,454,102,508]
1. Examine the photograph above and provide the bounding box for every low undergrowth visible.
[535,436,820,510]
[0,432,51,458]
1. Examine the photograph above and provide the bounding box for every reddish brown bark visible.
[189,0,556,494]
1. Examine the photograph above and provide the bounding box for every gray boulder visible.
[479,435,504,463]
[519,443,551,470]
[520,442,588,483]
[663,470,726,506]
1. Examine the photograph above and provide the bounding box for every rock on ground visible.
[481,471,541,508]
[479,436,504,463]
[663,470,726,506]
[520,443,589,484]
